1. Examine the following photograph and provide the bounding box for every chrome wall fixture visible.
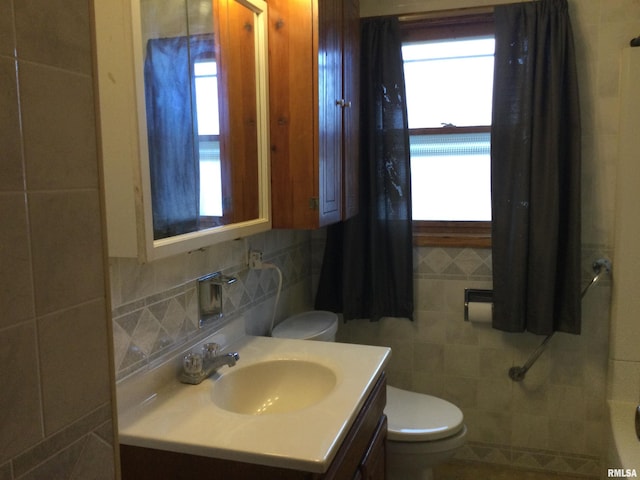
[508,258,612,382]
[198,272,237,327]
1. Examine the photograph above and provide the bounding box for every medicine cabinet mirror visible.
[95,0,270,262]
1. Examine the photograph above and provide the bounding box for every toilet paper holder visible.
[464,288,493,321]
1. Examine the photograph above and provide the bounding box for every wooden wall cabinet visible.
[120,374,387,480]
[268,0,360,229]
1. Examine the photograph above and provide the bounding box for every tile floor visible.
[434,461,596,480]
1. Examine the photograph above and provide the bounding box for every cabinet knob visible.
[336,99,346,107]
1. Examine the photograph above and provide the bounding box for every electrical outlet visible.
[249,250,263,269]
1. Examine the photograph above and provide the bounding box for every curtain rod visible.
[391,0,541,22]
[396,6,495,23]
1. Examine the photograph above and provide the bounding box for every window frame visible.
[400,10,495,248]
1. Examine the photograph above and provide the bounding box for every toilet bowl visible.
[385,385,467,480]
[271,311,467,479]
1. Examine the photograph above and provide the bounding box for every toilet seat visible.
[385,386,465,442]
[271,311,338,340]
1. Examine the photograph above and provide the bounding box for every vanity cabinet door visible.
[358,416,387,480]
[268,0,360,230]
[322,374,386,480]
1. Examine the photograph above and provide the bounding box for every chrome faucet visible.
[180,342,239,385]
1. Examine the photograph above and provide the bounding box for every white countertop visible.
[117,333,390,473]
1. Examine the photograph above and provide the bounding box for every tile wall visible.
[0,0,116,478]
[109,230,314,381]
[335,245,611,478]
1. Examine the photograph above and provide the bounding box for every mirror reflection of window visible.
[143,34,217,239]
[140,0,262,240]
[194,60,223,218]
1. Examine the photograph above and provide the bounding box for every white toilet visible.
[271,311,468,480]
[271,310,339,342]
[385,385,467,480]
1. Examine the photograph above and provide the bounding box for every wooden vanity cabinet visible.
[322,374,386,480]
[356,416,387,480]
[119,374,387,480]
[268,0,360,229]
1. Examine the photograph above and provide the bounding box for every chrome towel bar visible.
[508,258,612,382]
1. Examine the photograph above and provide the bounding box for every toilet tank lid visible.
[272,311,338,339]
[384,386,465,442]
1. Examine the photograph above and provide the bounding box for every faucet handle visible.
[202,342,220,360]
[183,352,203,376]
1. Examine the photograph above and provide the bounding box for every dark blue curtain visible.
[491,0,581,334]
[144,35,213,239]
[315,17,414,322]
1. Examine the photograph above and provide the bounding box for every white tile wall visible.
[337,246,611,476]
[110,230,314,380]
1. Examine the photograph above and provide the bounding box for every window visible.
[401,12,495,247]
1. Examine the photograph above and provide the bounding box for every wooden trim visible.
[410,125,491,135]
[413,233,492,248]
[397,6,495,23]
[413,221,492,248]
[415,220,491,234]
[399,9,494,43]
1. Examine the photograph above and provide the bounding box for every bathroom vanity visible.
[120,374,386,479]
[116,331,390,479]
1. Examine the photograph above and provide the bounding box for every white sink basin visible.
[212,359,337,415]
